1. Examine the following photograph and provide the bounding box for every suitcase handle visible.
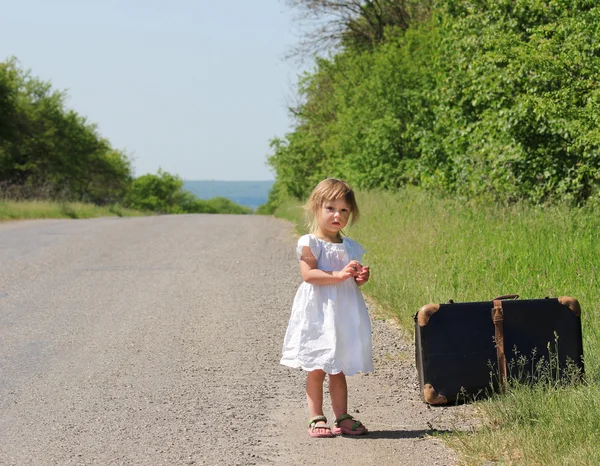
[492,294,519,300]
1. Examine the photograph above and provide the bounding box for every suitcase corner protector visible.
[558,296,581,317]
[416,303,440,327]
[423,384,448,405]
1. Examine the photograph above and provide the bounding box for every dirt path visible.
[0,215,471,465]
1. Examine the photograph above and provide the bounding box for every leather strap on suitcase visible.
[492,299,507,391]
[491,295,519,391]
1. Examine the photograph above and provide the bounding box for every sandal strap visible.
[350,420,363,430]
[335,414,364,431]
[334,414,354,426]
[308,415,328,427]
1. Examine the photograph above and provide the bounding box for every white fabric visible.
[280,234,373,375]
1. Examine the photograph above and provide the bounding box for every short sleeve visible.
[296,234,321,261]
[345,238,366,262]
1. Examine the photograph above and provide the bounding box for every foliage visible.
[422,0,600,204]
[285,0,433,58]
[199,196,253,215]
[268,0,600,207]
[0,58,252,216]
[267,22,438,205]
[126,169,252,214]
[0,58,133,204]
[126,169,184,213]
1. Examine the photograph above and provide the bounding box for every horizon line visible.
[182,179,275,182]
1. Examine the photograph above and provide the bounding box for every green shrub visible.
[267,0,600,208]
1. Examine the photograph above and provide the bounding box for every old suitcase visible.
[414,296,584,405]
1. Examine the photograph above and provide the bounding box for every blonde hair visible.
[304,178,360,234]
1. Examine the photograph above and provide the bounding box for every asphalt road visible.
[0,215,466,465]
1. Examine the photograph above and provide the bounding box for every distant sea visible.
[183,180,274,211]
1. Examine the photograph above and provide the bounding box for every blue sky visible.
[1,0,305,181]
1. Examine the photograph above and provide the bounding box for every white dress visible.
[280,234,373,375]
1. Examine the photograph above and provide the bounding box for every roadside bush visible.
[422,0,600,204]
[268,0,600,207]
[0,58,133,203]
[126,169,252,214]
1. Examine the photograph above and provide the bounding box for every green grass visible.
[0,200,146,220]
[273,187,600,465]
[450,383,600,465]
[0,196,254,221]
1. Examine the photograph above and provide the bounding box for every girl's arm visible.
[299,246,360,285]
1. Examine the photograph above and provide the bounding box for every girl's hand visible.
[355,265,370,286]
[335,260,362,282]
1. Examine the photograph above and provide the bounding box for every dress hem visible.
[280,359,373,376]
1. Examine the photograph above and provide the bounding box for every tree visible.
[0,58,134,202]
[126,169,185,213]
[285,0,432,58]
[125,169,253,214]
[0,64,15,140]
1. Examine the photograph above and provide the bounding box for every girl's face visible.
[317,198,351,236]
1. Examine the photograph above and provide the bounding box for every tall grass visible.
[354,190,600,372]
[0,200,145,221]
[0,197,254,221]
[274,187,600,464]
[451,382,600,465]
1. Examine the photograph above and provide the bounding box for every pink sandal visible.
[308,415,335,438]
[332,414,368,436]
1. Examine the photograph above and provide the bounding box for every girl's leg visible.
[329,372,367,432]
[306,369,329,433]
[328,372,348,420]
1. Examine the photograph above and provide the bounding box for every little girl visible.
[280,178,372,438]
